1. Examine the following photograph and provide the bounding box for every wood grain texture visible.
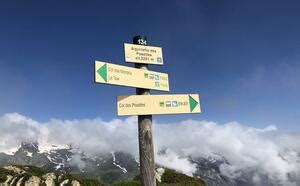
[134,36,156,186]
[138,114,155,186]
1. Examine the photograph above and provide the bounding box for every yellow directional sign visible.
[124,43,163,65]
[95,61,169,91]
[117,94,201,116]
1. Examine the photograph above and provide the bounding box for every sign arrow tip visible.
[97,63,107,82]
[189,95,198,112]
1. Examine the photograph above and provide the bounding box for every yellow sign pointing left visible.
[94,61,169,91]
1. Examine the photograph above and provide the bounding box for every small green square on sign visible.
[144,73,148,78]
[159,101,164,107]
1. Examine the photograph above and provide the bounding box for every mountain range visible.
[0,142,298,185]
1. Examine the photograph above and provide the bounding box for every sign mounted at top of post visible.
[95,61,169,91]
[124,43,163,65]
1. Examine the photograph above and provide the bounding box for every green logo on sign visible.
[159,101,164,107]
[144,73,148,78]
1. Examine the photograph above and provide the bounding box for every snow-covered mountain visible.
[0,142,299,185]
[0,142,139,183]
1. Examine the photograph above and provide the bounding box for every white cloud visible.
[69,154,86,170]
[0,113,299,185]
[156,148,196,176]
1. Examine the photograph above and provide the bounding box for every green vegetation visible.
[0,165,205,186]
[15,165,47,177]
[60,172,78,182]
[0,167,17,182]
[159,169,205,186]
[113,180,139,186]
[80,178,104,186]
[101,170,125,183]
[0,168,9,182]
[114,168,206,186]
[0,165,47,184]
[0,167,15,176]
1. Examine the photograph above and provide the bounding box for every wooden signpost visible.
[94,36,201,186]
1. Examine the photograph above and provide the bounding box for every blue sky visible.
[0,0,299,130]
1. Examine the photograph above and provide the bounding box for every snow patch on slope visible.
[111,152,127,173]
[38,143,69,153]
[2,147,18,155]
[25,151,33,157]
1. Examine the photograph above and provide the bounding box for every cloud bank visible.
[0,113,299,185]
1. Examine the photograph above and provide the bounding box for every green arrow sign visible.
[97,63,107,82]
[94,61,169,91]
[117,94,201,116]
[189,95,199,112]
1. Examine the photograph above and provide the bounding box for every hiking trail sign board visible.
[124,43,163,65]
[95,60,169,91]
[94,36,202,186]
[117,94,201,116]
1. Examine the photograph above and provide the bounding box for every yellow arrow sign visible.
[117,94,201,116]
[95,61,169,91]
[124,43,163,65]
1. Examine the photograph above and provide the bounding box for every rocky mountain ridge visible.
[0,165,81,186]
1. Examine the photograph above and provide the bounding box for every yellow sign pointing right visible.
[117,94,201,116]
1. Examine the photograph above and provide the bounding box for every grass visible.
[159,169,205,186]
[114,168,206,186]
[113,180,139,186]
[80,178,105,186]
[16,165,47,177]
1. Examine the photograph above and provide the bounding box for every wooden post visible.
[133,35,156,186]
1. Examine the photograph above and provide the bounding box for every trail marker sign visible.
[117,94,201,116]
[95,61,169,91]
[93,36,202,186]
[124,43,163,65]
